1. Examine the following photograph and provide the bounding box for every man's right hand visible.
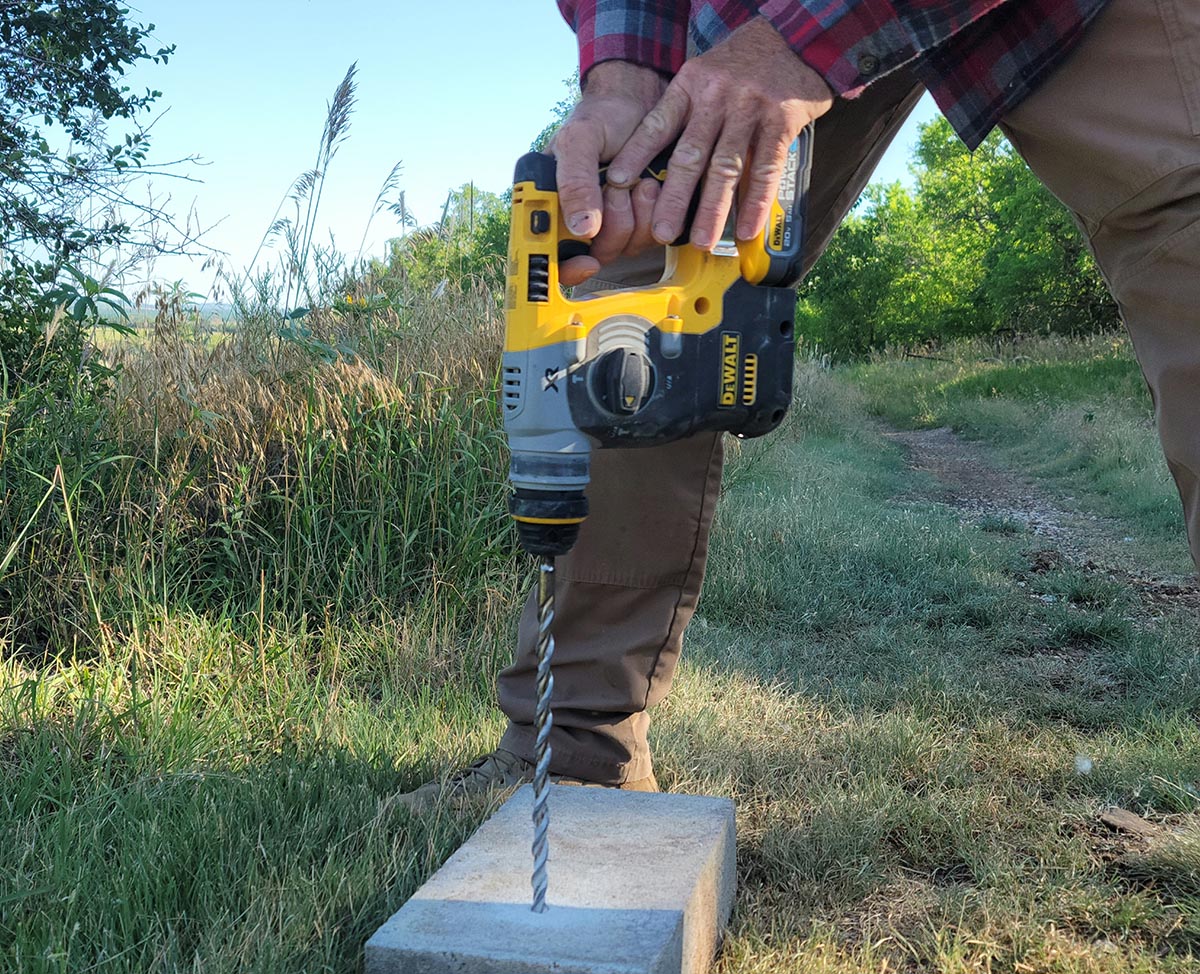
[549,61,667,286]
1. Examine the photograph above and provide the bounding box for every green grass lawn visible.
[4,335,1199,972]
[680,377,1200,971]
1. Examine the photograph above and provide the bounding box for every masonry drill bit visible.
[530,555,556,913]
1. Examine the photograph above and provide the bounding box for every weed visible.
[979,514,1025,534]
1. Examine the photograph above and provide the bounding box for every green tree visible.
[385,183,510,295]
[370,76,583,301]
[977,145,1114,336]
[0,0,174,370]
[530,72,580,151]
[912,117,1115,339]
[797,185,912,357]
[800,117,1116,357]
[798,179,982,356]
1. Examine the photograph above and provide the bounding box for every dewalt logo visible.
[769,204,786,252]
[719,332,739,407]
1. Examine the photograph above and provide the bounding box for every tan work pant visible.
[500,0,1200,783]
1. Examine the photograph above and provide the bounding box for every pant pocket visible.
[1157,0,1200,135]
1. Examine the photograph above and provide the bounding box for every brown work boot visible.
[390,748,659,812]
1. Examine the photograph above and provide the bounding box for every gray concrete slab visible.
[365,784,736,974]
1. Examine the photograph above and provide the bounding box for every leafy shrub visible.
[800,118,1117,358]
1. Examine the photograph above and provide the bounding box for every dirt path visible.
[883,426,1199,610]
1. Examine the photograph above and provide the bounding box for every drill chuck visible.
[509,488,589,557]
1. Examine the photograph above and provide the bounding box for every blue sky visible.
[125,1,936,296]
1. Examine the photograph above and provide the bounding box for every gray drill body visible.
[502,340,592,496]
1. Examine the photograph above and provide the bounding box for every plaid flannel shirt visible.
[557,0,1110,149]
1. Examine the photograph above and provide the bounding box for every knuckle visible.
[554,120,595,151]
[670,143,705,170]
[558,174,599,196]
[750,160,784,186]
[557,116,583,136]
[708,153,744,181]
[704,74,735,101]
[603,185,631,211]
[768,106,792,128]
[642,109,673,138]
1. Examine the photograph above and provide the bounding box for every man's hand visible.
[550,61,667,285]
[606,17,833,250]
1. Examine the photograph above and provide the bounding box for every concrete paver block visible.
[366,784,736,974]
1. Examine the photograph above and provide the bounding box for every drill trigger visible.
[558,239,591,264]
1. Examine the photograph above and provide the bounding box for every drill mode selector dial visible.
[591,348,655,416]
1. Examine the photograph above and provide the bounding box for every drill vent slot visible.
[503,366,523,411]
[527,254,550,303]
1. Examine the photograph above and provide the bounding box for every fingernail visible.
[607,168,630,185]
[568,211,598,236]
[654,222,675,243]
[691,230,712,249]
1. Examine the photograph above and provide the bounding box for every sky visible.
[122,1,937,298]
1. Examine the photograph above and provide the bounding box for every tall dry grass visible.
[0,280,518,655]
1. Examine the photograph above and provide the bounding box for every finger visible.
[625,177,660,256]
[736,126,791,241]
[651,111,723,245]
[690,118,754,249]
[552,122,605,238]
[560,255,601,287]
[589,184,635,266]
[607,85,691,187]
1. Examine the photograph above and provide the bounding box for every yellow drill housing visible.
[502,130,812,556]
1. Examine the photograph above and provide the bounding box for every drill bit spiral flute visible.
[501,129,813,912]
[529,556,556,913]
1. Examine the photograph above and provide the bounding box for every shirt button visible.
[858,53,880,76]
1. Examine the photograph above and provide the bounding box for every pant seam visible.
[804,78,924,273]
[1155,0,1200,135]
[1105,204,1200,287]
[1092,161,1200,233]
[638,433,722,712]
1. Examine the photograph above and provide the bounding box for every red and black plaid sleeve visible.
[557,0,689,77]
[756,0,1009,94]
[556,1,1111,149]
